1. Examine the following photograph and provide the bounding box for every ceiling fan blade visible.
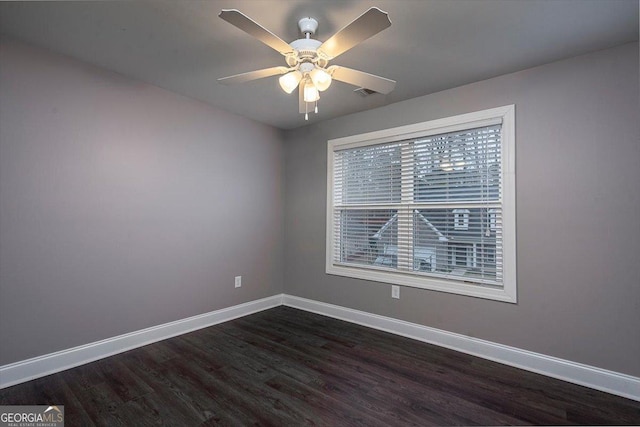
[219,9,293,55]
[329,66,396,94]
[218,66,289,85]
[318,7,391,60]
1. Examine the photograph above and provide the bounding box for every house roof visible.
[419,208,496,244]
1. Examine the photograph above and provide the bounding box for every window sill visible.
[326,263,517,303]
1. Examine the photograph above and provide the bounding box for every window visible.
[326,105,516,302]
[453,209,470,230]
[489,208,497,231]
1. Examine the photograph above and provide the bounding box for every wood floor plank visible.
[100,359,154,403]
[263,373,389,427]
[271,306,637,423]
[74,381,127,426]
[234,314,535,425]
[219,322,434,425]
[122,350,239,425]
[1,306,639,426]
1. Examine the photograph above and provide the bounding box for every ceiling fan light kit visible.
[303,80,320,103]
[218,7,396,121]
[310,67,332,91]
[278,70,302,94]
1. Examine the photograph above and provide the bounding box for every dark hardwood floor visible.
[1,306,639,426]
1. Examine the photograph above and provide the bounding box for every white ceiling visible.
[1,0,637,130]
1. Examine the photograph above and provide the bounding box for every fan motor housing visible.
[290,38,322,55]
[288,38,327,67]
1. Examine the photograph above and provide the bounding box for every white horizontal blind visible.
[332,142,401,268]
[413,125,501,202]
[334,142,402,205]
[411,124,502,285]
[332,124,503,287]
[333,209,398,268]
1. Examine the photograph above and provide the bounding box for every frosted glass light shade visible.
[303,80,320,102]
[279,71,302,94]
[310,68,332,91]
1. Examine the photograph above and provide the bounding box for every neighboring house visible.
[367,162,500,279]
[370,208,496,279]
[417,208,497,277]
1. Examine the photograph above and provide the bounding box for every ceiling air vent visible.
[354,87,378,97]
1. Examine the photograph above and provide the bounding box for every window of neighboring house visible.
[489,208,497,231]
[450,244,472,267]
[326,105,517,303]
[453,209,470,230]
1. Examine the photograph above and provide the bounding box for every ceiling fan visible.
[218,7,396,120]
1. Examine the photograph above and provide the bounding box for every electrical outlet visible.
[234,276,242,288]
[392,285,400,299]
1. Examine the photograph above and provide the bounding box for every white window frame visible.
[326,105,517,303]
[489,208,497,231]
[453,209,470,230]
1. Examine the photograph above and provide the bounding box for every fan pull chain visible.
[315,100,318,114]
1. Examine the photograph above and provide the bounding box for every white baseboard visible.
[2,293,638,403]
[282,294,640,402]
[0,294,283,389]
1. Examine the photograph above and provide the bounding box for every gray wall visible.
[1,35,638,379]
[283,42,640,376]
[0,38,284,365]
